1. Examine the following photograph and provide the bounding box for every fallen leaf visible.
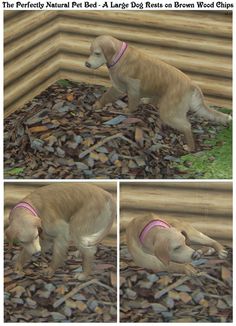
[121,117,143,125]
[66,94,74,102]
[221,266,232,285]
[110,272,117,287]
[114,160,122,167]
[29,126,49,133]
[77,301,87,312]
[90,152,99,160]
[135,127,144,147]
[103,115,126,125]
[179,292,192,303]
[98,153,109,163]
[83,138,94,147]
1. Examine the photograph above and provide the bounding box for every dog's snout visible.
[191,250,202,260]
[85,61,91,68]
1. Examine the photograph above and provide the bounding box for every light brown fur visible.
[5,183,116,280]
[126,214,227,275]
[86,35,231,151]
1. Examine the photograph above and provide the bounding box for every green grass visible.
[57,79,72,87]
[174,123,232,179]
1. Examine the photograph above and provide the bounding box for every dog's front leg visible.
[166,262,198,276]
[94,87,123,109]
[43,237,68,277]
[127,80,140,113]
[40,237,53,256]
[184,226,227,259]
[15,249,32,273]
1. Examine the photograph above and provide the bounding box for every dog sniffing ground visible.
[4,81,231,179]
[120,245,232,322]
[4,243,117,322]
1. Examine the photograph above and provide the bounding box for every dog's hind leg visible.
[75,245,97,281]
[159,97,195,151]
[167,116,195,151]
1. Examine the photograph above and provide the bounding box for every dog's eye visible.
[94,52,100,56]
[174,245,181,250]
[18,240,29,245]
[18,234,39,245]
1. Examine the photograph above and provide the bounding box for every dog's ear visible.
[154,238,171,266]
[38,226,43,238]
[100,42,116,63]
[181,230,191,246]
[5,225,17,249]
[33,216,42,228]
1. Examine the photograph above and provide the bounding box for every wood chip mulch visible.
[4,81,226,179]
[120,245,232,322]
[4,243,117,322]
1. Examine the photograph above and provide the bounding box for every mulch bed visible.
[120,245,232,322]
[4,81,226,179]
[4,243,117,322]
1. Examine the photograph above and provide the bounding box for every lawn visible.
[174,118,232,179]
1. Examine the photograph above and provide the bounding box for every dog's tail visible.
[190,85,232,124]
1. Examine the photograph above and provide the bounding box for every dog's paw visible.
[227,115,232,123]
[218,248,228,259]
[75,272,90,281]
[14,264,25,275]
[185,264,198,276]
[93,101,103,110]
[205,248,216,256]
[43,266,55,278]
[192,249,202,260]
[183,144,195,152]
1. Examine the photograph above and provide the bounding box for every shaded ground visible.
[120,245,232,322]
[4,81,231,179]
[4,243,117,322]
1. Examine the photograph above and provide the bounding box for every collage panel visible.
[4,10,232,180]
[4,181,117,322]
[120,182,232,322]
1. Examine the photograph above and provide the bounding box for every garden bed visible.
[4,243,117,322]
[120,245,232,322]
[4,81,232,179]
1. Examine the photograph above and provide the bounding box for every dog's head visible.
[5,213,42,255]
[85,35,121,69]
[154,228,197,266]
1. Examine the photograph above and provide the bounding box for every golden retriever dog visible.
[126,214,227,275]
[85,35,231,151]
[5,183,116,280]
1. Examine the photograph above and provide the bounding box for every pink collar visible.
[139,219,171,244]
[107,42,128,68]
[9,201,38,222]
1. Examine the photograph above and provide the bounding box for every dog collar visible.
[9,201,38,221]
[139,219,171,244]
[107,42,128,68]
